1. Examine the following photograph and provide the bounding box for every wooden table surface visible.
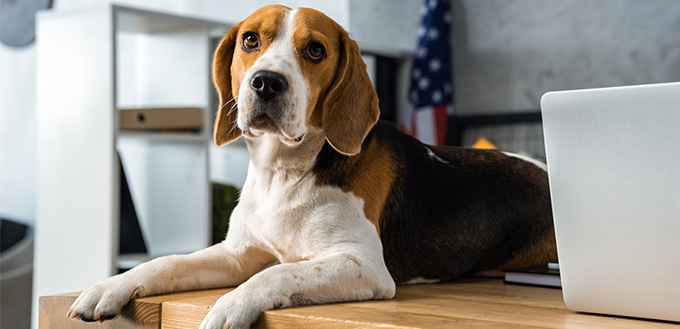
[40,278,677,328]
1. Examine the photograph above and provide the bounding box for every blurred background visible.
[2,0,680,328]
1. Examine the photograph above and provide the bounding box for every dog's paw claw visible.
[67,277,140,322]
[199,291,262,329]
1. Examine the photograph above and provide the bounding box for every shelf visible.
[117,131,209,144]
[114,6,226,34]
[116,253,153,272]
[35,5,214,316]
[107,1,420,57]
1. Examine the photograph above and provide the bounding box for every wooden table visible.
[40,278,677,328]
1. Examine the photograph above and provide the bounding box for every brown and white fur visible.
[68,5,556,329]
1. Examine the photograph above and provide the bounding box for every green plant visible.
[212,182,240,244]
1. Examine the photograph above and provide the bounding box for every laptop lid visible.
[541,82,680,322]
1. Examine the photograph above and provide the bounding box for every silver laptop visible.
[541,82,680,323]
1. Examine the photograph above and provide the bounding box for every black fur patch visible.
[100,313,117,320]
[79,314,97,322]
[313,121,554,284]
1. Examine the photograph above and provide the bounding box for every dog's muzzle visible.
[241,70,304,144]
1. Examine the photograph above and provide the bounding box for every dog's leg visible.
[68,242,274,322]
[198,251,396,329]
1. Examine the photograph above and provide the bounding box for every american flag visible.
[401,0,453,145]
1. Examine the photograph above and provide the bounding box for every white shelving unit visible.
[34,4,226,318]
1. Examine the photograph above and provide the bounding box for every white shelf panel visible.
[117,131,209,143]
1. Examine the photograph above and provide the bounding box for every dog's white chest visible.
[236,165,377,264]
[246,208,310,262]
[238,170,318,262]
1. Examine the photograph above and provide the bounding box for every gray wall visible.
[453,0,680,114]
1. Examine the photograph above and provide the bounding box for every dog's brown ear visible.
[213,23,242,147]
[321,30,380,156]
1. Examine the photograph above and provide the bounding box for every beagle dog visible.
[69,5,556,329]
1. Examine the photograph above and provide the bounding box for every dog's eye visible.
[242,33,259,51]
[304,42,326,63]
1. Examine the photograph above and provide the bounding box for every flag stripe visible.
[411,114,418,140]
[434,105,449,145]
[415,108,436,145]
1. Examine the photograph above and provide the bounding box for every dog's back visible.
[314,121,556,283]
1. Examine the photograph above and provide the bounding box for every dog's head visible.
[213,5,379,156]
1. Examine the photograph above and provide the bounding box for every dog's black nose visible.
[250,71,288,101]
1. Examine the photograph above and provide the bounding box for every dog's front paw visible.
[67,276,141,322]
[199,291,264,329]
